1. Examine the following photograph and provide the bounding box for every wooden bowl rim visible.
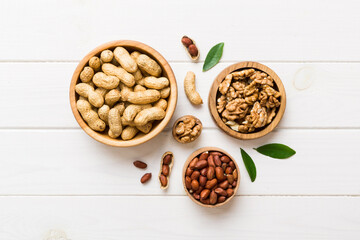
[172,115,202,144]
[69,40,178,147]
[208,61,286,140]
[182,147,240,208]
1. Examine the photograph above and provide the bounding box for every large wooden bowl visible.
[208,61,286,140]
[70,40,177,147]
[182,147,240,208]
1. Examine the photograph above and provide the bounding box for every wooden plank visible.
[0,62,359,128]
[0,129,359,195]
[0,196,359,240]
[0,1,359,61]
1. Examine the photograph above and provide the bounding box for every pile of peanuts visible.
[185,151,238,205]
[75,47,171,140]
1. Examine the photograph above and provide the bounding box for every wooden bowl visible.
[69,40,178,147]
[208,61,286,140]
[182,147,240,208]
[172,115,202,143]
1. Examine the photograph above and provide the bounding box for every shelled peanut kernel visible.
[159,152,174,189]
[185,151,238,205]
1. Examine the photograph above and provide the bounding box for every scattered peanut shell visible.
[159,151,174,189]
[181,36,199,61]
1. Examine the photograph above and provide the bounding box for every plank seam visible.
[1,60,360,63]
[0,127,359,131]
[0,194,358,197]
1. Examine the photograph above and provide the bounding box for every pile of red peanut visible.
[184,151,238,205]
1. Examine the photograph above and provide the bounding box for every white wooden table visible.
[0,0,359,239]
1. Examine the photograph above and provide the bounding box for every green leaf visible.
[254,143,296,159]
[203,42,224,71]
[240,148,256,182]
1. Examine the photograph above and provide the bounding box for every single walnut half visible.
[219,74,232,95]
[244,81,258,96]
[232,81,246,93]
[217,95,226,113]
[223,98,248,121]
[225,86,239,101]
[232,69,255,80]
[172,115,202,143]
[249,101,267,128]
[266,107,276,124]
[216,68,281,133]
[245,92,259,105]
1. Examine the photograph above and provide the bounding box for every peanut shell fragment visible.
[181,36,199,61]
[159,152,174,189]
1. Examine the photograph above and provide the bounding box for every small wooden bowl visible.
[208,61,286,140]
[69,40,178,147]
[182,147,240,208]
[172,115,202,144]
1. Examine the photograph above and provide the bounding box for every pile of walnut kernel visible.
[174,116,202,143]
[216,68,281,133]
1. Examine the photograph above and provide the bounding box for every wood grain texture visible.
[69,40,178,147]
[0,0,359,61]
[0,196,359,240]
[0,129,359,196]
[1,0,360,238]
[208,62,286,140]
[0,62,359,129]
